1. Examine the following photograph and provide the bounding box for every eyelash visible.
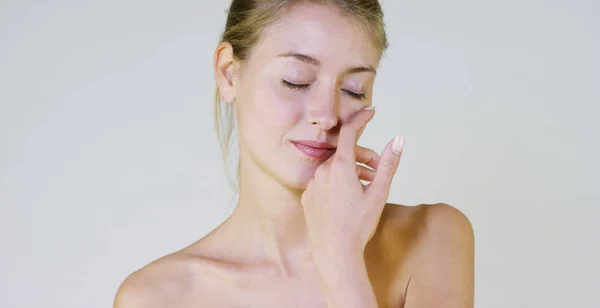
[281,80,366,100]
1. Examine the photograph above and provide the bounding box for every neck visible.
[226,153,313,272]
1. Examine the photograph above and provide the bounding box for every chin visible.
[245,142,327,190]
[278,161,321,190]
[283,146,337,190]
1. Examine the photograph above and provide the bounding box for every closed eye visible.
[282,80,366,100]
[281,80,309,90]
[343,90,366,100]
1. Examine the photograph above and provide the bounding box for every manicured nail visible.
[363,106,376,111]
[392,135,405,154]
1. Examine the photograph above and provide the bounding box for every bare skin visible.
[115,203,473,308]
[114,3,474,307]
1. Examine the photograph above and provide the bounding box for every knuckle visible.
[365,152,377,164]
[355,147,366,156]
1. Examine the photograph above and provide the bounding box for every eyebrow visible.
[277,52,376,75]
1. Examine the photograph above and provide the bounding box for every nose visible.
[305,90,339,131]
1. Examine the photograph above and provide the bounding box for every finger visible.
[368,135,405,201]
[336,108,376,162]
[355,145,380,170]
[356,165,376,182]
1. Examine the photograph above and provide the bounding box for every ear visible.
[214,42,237,103]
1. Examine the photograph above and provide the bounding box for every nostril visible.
[309,114,338,130]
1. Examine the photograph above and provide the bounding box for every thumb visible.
[368,135,404,200]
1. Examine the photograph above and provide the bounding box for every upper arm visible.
[113,259,193,308]
[113,277,146,308]
[403,203,475,308]
[114,273,161,308]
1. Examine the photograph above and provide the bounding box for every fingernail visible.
[363,106,376,111]
[392,135,405,154]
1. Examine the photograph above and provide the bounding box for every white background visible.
[1,0,598,307]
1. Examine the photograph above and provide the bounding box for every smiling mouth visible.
[291,140,336,160]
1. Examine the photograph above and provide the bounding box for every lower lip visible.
[292,142,336,160]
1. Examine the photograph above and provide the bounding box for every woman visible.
[114,0,474,307]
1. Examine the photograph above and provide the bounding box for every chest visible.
[233,273,328,308]
[204,272,404,308]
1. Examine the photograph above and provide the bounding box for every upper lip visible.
[293,140,336,149]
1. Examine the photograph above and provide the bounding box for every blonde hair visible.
[214,0,388,189]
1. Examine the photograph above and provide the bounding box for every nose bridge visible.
[305,81,339,129]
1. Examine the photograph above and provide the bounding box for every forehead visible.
[251,2,380,68]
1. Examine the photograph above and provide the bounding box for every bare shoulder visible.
[378,202,474,247]
[113,252,212,308]
[376,203,474,307]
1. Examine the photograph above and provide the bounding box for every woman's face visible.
[230,3,380,189]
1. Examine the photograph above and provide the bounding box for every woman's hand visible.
[301,108,404,307]
[301,107,405,258]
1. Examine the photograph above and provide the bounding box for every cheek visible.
[254,82,304,128]
[237,80,304,144]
